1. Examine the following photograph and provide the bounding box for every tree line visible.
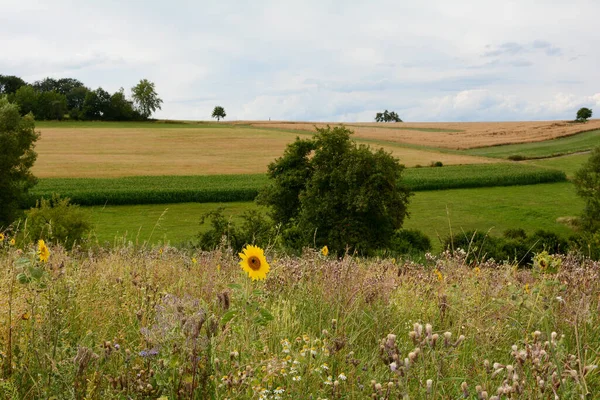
[0,74,162,121]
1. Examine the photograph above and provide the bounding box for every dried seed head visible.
[425,323,433,336]
[426,379,433,394]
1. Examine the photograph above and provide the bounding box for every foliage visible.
[576,107,593,122]
[24,195,91,248]
[212,105,226,121]
[197,208,275,251]
[131,79,163,119]
[13,85,38,115]
[444,229,570,266]
[389,228,432,256]
[0,97,39,227]
[258,125,411,254]
[375,109,402,122]
[83,87,111,120]
[573,146,600,232]
[35,91,68,120]
[0,75,26,95]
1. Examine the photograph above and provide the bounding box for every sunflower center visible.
[248,256,262,271]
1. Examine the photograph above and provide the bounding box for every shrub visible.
[257,125,411,255]
[24,195,91,248]
[197,208,275,252]
[430,161,443,167]
[508,154,526,161]
[503,228,527,240]
[0,97,39,227]
[389,229,432,256]
[573,146,600,232]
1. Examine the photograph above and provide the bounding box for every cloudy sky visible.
[1,0,599,122]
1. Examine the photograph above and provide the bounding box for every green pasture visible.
[31,164,566,206]
[525,153,590,178]
[87,182,582,251]
[463,129,600,159]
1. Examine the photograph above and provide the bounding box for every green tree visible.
[573,146,600,232]
[0,75,27,95]
[83,87,111,120]
[13,85,38,116]
[375,109,402,122]
[212,106,226,121]
[36,91,68,120]
[106,88,137,121]
[576,107,593,122]
[258,125,411,254]
[0,97,39,227]
[131,79,163,119]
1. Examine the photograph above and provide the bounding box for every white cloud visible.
[1,0,599,121]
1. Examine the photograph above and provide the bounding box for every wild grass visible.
[463,130,600,159]
[30,164,566,207]
[0,242,598,398]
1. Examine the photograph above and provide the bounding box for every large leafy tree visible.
[131,79,163,119]
[573,146,600,232]
[83,87,111,120]
[13,85,38,116]
[0,75,26,95]
[0,97,39,226]
[258,125,411,254]
[212,106,226,121]
[375,110,402,122]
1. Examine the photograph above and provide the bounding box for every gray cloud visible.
[1,0,599,122]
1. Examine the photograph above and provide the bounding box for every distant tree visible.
[131,79,163,119]
[36,91,68,120]
[66,86,89,119]
[106,88,137,121]
[375,109,402,122]
[576,107,593,122]
[83,87,111,120]
[0,75,27,95]
[212,106,226,121]
[32,77,60,93]
[13,85,38,116]
[0,97,39,226]
[573,146,600,232]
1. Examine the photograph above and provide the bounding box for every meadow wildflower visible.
[434,269,443,282]
[239,245,270,280]
[9,238,15,246]
[38,239,50,262]
[321,245,329,256]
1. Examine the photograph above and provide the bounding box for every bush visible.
[24,195,91,248]
[573,146,600,232]
[389,229,432,256]
[257,126,411,255]
[430,161,443,167]
[508,154,526,161]
[197,208,275,252]
[0,97,39,227]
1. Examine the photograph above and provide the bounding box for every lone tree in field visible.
[0,97,39,227]
[131,79,163,119]
[257,125,411,255]
[573,146,600,232]
[576,107,593,123]
[212,106,226,121]
[375,109,402,122]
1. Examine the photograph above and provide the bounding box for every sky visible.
[1,0,599,122]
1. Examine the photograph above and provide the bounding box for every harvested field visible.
[32,124,494,178]
[245,119,600,149]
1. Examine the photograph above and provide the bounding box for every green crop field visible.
[30,164,566,206]
[86,182,582,251]
[525,153,590,178]
[463,129,600,159]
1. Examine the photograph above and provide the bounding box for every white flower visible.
[338,373,347,381]
[293,376,302,381]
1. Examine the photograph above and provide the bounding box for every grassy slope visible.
[463,129,600,159]
[525,153,590,178]
[87,182,582,251]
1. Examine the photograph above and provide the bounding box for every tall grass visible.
[0,243,598,398]
[29,164,566,206]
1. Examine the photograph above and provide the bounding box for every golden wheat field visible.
[32,124,495,178]
[246,119,600,149]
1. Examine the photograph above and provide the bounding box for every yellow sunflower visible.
[321,246,329,256]
[38,239,50,263]
[239,245,270,281]
[0,233,4,241]
[10,238,16,246]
